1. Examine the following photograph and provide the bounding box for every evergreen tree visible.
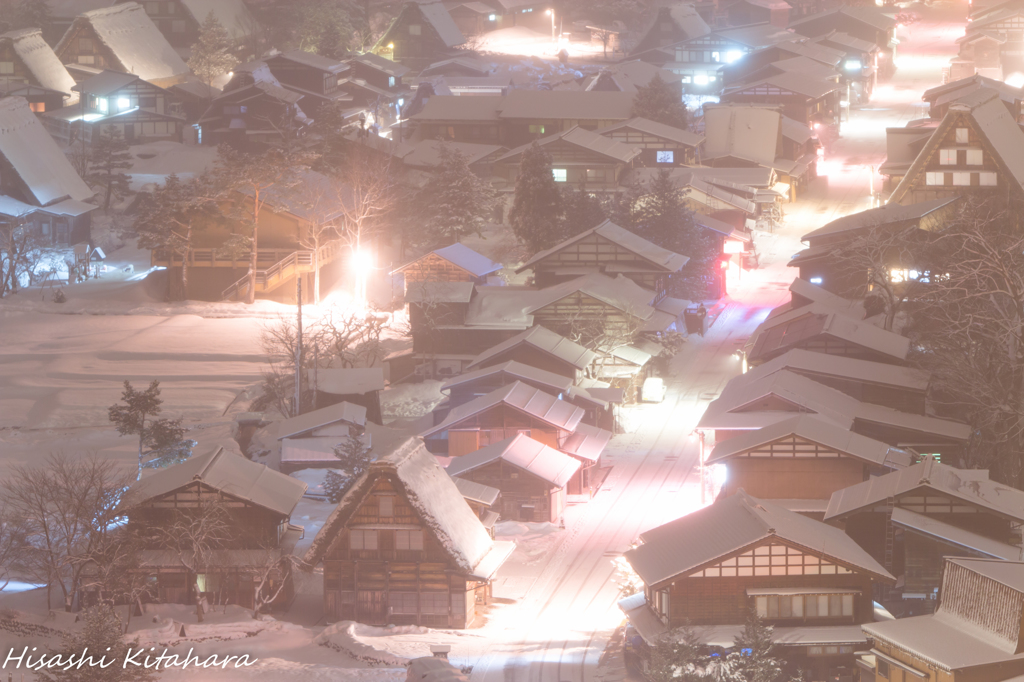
[187,11,239,94]
[419,141,498,248]
[296,0,352,58]
[37,605,157,682]
[8,0,51,33]
[88,126,132,211]
[508,142,563,254]
[108,380,186,480]
[559,186,607,240]
[731,609,785,682]
[649,625,709,682]
[633,74,690,130]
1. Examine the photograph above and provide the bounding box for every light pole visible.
[546,9,555,41]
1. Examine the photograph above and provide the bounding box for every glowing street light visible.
[546,9,555,41]
[352,247,373,304]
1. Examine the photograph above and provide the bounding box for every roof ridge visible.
[196,446,225,480]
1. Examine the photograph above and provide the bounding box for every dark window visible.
[139,95,156,108]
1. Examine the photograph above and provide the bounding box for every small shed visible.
[307,367,385,424]
[392,243,502,294]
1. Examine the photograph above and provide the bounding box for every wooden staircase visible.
[221,241,346,301]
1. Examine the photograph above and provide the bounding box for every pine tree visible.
[559,186,607,241]
[649,625,709,682]
[37,606,157,682]
[187,11,239,94]
[730,609,785,682]
[108,380,186,480]
[509,142,563,254]
[419,141,498,248]
[633,74,690,130]
[296,0,353,58]
[88,126,132,211]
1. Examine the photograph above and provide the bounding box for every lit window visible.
[656,150,674,163]
[409,23,421,35]
[939,149,956,164]
[97,97,108,113]
[117,97,130,110]
[712,51,720,62]
[980,172,998,186]
[681,75,692,83]
[529,124,545,133]
[78,55,95,65]
[488,13,496,20]
[694,73,708,85]
[552,168,567,182]
[925,172,944,185]
[966,149,983,165]
[725,50,743,63]
[388,76,395,87]
[844,60,862,70]
[953,172,971,186]
[955,127,969,144]
[809,277,823,284]
[0,62,13,75]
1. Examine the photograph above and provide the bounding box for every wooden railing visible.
[221,241,345,300]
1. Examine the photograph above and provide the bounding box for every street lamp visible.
[352,247,373,305]
[546,9,555,41]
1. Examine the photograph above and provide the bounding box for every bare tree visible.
[153,501,231,622]
[0,222,40,297]
[295,180,344,305]
[246,548,297,619]
[330,143,400,259]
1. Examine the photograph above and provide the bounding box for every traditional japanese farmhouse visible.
[393,243,503,295]
[372,1,466,71]
[773,277,867,318]
[46,0,113,46]
[595,117,704,167]
[860,558,1024,682]
[263,50,353,117]
[887,88,1024,205]
[122,447,307,609]
[113,0,256,48]
[0,29,78,112]
[303,438,515,627]
[620,490,895,681]
[44,70,185,147]
[54,3,190,87]
[0,96,95,247]
[446,433,580,522]
[631,3,712,55]
[826,458,1024,604]
[307,368,385,425]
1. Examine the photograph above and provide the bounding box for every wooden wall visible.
[721,455,867,501]
[453,461,562,523]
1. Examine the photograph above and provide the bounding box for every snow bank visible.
[380,381,445,420]
[316,621,483,668]
[162,659,405,682]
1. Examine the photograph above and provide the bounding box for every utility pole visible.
[295,277,303,416]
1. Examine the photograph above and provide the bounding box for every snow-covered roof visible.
[0,29,77,99]
[739,348,930,393]
[716,22,795,49]
[596,116,704,148]
[0,194,37,218]
[441,360,573,395]
[433,243,503,277]
[305,437,508,578]
[0,97,92,206]
[347,51,412,78]
[527,273,659,321]
[415,1,466,48]
[410,94,503,122]
[126,447,307,517]
[560,422,612,462]
[826,457,1024,523]
[497,90,635,121]
[498,125,641,164]
[446,433,581,488]
[271,49,349,75]
[706,413,912,468]
[781,115,814,145]
[452,477,500,506]
[724,71,840,99]
[421,381,586,437]
[61,2,189,82]
[770,277,866,319]
[624,489,894,587]
[923,73,1023,104]
[802,196,958,243]
[308,367,385,395]
[275,401,367,440]
[468,326,598,372]
[892,508,1024,561]
[178,0,255,40]
[518,220,689,275]
[703,103,782,168]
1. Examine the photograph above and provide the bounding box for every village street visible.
[469,6,961,682]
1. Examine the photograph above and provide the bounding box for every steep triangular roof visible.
[446,433,581,488]
[0,29,77,100]
[421,381,586,438]
[393,243,502,278]
[275,401,367,440]
[625,490,895,587]
[467,326,598,371]
[517,220,689,274]
[802,196,958,243]
[374,1,465,52]
[596,116,704,148]
[440,360,573,395]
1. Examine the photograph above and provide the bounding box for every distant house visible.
[44,71,185,147]
[619,490,895,681]
[813,31,881,104]
[46,0,113,46]
[113,0,256,48]
[631,3,712,55]
[409,94,503,143]
[303,438,515,627]
[719,40,843,85]
[723,0,792,27]
[419,55,494,78]
[720,71,841,129]
[54,2,190,87]
[495,90,635,147]
[466,324,598,381]
[887,88,1024,205]
[789,7,898,67]
[861,558,1024,681]
[275,409,410,476]
[582,61,684,97]
[446,433,580,522]
[0,29,78,111]
[826,458,1024,602]
[922,75,1022,121]
[345,52,411,94]
[0,96,95,247]
[451,477,500,535]
[263,50,353,117]
[392,243,503,294]
[595,117,704,167]
[307,367,385,425]
[633,31,757,94]
[372,1,466,71]
[953,3,1024,81]
[122,447,307,609]
[441,360,572,411]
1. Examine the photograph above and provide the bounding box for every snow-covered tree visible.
[560,186,607,240]
[88,126,133,211]
[296,0,352,57]
[633,74,689,131]
[418,141,498,248]
[37,605,157,682]
[187,11,239,94]
[649,625,708,682]
[509,142,563,254]
[731,609,785,682]
[153,501,231,622]
[0,223,42,297]
[108,380,186,480]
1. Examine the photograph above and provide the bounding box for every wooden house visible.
[276,401,368,474]
[957,3,1024,81]
[595,117,704,167]
[720,72,841,129]
[495,90,635,147]
[345,52,411,94]
[466,326,598,382]
[620,490,895,681]
[788,7,898,65]
[0,97,95,248]
[410,94,504,144]
[706,414,913,509]
[826,457,1024,603]
[441,360,572,412]
[631,4,712,56]
[122,447,307,609]
[446,433,580,522]
[420,56,494,79]
[887,88,1024,205]
[723,0,792,27]
[922,76,1022,121]
[772,277,867,318]
[559,421,612,494]
[54,3,190,87]
[494,126,641,194]
[582,61,685,98]
[113,0,255,48]
[0,29,78,112]
[451,478,500,536]
[400,140,507,178]
[813,31,881,105]
[860,558,1024,682]
[516,220,689,299]
[393,243,502,295]
[420,380,585,457]
[697,369,971,457]
[372,1,466,71]
[44,70,184,147]
[636,32,755,94]
[719,40,843,85]
[303,438,515,627]
[307,368,385,425]
[263,50,352,117]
